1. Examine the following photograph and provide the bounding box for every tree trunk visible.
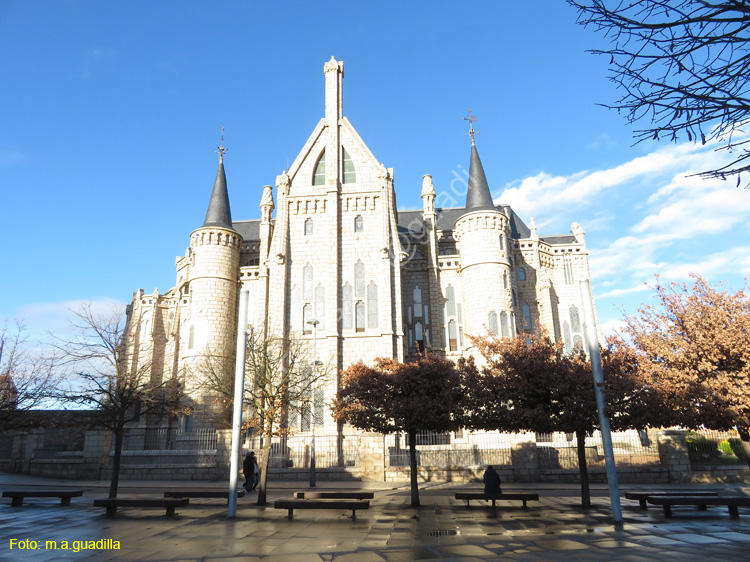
[257,423,273,506]
[576,427,591,508]
[109,429,123,499]
[408,430,420,507]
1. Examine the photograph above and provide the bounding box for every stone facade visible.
[125,56,601,431]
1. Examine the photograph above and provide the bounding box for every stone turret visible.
[453,137,514,343]
[182,151,242,403]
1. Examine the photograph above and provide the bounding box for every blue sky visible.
[1,0,748,339]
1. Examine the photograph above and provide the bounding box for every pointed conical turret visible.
[202,158,234,230]
[464,139,496,212]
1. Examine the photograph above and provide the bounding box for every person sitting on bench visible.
[483,465,502,495]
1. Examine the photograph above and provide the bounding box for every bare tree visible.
[0,320,59,431]
[243,328,330,505]
[54,303,185,498]
[570,0,750,184]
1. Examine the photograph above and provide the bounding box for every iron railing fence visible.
[119,426,218,452]
[245,432,362,469]
[685,429,747,467]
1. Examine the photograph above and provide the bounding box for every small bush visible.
[727,438,748,461]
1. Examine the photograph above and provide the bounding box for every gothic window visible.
[182,282,190,295]
[355,301,365,333]
[304,218,313,236]
[141,318,150,339]
[188,325,195,349]
[415,321,424,353]
[563,321,573,354]
[573,335,584,350]
[522,302,532,331]
[313,150,326,186]
[459,327,464,347]
[448,320,457,352]
[303,303,313,334]
[303,263,313,300]
[355,260,365,296]
[288,399,299,428]
[407,305,412,324]
[488,311,498,336]
[413,285,422,317]
[446,285,456,316]
[314,388,324,426]
[301,401,311,432]
[342,147,356,183]
[354,215,364,232]
[499,235,504,251]
[367,281,378,328]
[564,257,574,285]
[570,305,581,332]
[423,304,429,325]
[503,271,508,289]
[408,329,414,349]
[518,267,526,281]
[315,285,325,330]
[501,311,510,337]
[343,283,353,329]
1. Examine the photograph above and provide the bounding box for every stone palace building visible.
[125,57,599,431]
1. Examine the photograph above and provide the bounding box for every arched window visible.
[446,284,456,316]
[303,303,313,334]
[342,283,353,329]
[413,285,422,317]
[563,321,573,354]
[499,235,504,251]
[522,302,532,331]
[303,263,313,299]
[518,267,526,281]
[448,320,457,352]
[415,321,424,352]
[342,147,356,183]
[367,282,378,328]
[488,311,498,336]
[573,335,584,350]
[313,150,326,186]
[500,311,510,337]
[188,325,195,349]
[304,218,313,236]
[570,305,581,332]
[355,301,365,333]
[503,271,508,289]
[315,284,325,330]
[355,260,365,296]
[354,215,364,232]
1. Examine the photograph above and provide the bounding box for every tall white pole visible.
[580,279,622,523]
[227,289,249,518]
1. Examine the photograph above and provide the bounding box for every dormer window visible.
[313,150,326,186]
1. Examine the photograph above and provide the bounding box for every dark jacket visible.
[483,468,502,494]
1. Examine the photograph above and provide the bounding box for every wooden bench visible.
[164,490,244,504]
[294,491,374,500]
[274,499,369,519]
[93,498,189,517]
[3,490,83,507]
[624,490,719,509]
[455,492,539,508]
[648,496,750,519]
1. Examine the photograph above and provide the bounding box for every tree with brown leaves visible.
[466,330,659,507]
[334,354,464,507]
[622,274,750,462]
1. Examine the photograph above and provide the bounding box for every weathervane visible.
[463,109,477,142]
[216,126,228,162]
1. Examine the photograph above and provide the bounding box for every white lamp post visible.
[306,318,320,487]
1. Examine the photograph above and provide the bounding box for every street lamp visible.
[306,318,320,487]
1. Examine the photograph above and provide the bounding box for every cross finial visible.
[216,126,228,163]
[463,109,477,143]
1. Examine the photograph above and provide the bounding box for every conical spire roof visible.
[202,159,234,230]
[464,140,496,212]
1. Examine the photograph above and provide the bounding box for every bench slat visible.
[4,490,83,507]
[624,491,719,509]
[294,491,374,500]
[164,491,245,499]
[455,492,538,508]
[647,496,750,519]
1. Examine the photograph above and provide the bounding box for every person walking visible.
[243,452,258,492]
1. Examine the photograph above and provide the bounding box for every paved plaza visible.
[1,473,749,561]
